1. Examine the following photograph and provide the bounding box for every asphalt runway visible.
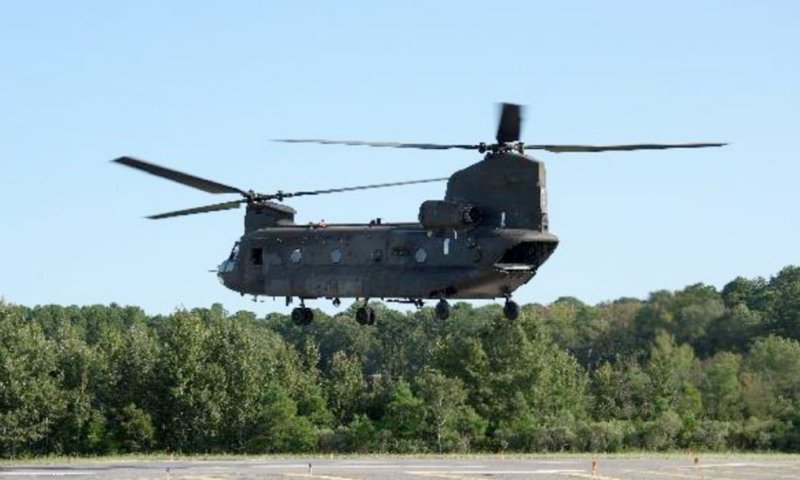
[2,456,800,480]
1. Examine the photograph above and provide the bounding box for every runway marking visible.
[408,469,586,479]
[180,476,229,480]
[283,473,356,480]
[566,473,625,480]
[252,464,318,469]
[637,469,737,480]
[407,472,486,480]
[0,471,98,476]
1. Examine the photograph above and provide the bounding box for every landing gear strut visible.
[291,300,314,326]
[356,299,376,326]
[503,297,520,321]
[435,298,450,320]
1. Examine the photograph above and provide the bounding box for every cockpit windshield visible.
[228,241,240,261]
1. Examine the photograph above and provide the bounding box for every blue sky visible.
[1,1,798,315]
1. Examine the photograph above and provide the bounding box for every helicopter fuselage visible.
[218,222,558,300]
[217,151,558,301]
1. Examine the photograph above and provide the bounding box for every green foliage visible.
[115,404,155,453]
[2,265,800,455]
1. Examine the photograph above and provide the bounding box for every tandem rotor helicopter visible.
[115,103,724,325]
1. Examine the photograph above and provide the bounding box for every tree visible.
[415,369,484,452]
[765,266,800,341]
[152,310,225,451]
[381,381,426,452]
[247,382,315,452]
[0,303,65,456]
[702,352,743,420]
[647,332,702,418]
[326,350,365,424]
[742,335,800,419]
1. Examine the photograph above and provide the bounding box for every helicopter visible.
[115,103,725,325]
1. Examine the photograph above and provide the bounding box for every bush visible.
[577,420,630,452]
[640,411,683,450]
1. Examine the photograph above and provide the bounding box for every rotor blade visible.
[271,177,449,200]
[526,142,727,153]
[274,139,478,150]
[496,103,523,144]
[113,156,248,195]
[147,200,245,220]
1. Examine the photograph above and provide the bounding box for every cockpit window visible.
[228,242,240,261]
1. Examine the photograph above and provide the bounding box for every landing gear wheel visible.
[291,307,313,326]
[503,300,520,321]
[435,299,450,320]
[356,306,376,326]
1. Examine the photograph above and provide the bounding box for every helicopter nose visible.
[217,258,235,285]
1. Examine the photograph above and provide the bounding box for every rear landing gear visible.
[356,299,376,326]
[435,299,450,320]
[356,305,376,326]
[503,298,520,321]
[291,300,313,326]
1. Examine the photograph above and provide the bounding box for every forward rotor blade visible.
[496,103,523,144]
[527,142,727,153]
[272,177,449,200]
[274,139,478,150]
[147,200,245,220]
[113,156,248,195]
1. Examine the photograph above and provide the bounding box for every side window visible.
[290,248,302,264]
[250,248,263,265]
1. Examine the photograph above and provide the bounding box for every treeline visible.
[1,266,800,457]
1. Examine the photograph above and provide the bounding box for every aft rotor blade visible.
[496,103,523,144]
[527,142,727,153]
[147,200,245,220]
[273,177,449,200]
[113,156,248,195]
[274,139,478,150]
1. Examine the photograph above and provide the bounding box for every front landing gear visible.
[503,298,520,321]
[435,299,450,321]
[291,300,314,326]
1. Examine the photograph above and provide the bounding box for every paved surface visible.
[2,456,800,480]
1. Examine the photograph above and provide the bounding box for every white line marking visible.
[0,472,98,477]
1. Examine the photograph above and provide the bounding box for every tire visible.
[291,308,306,325]
[435,299,450,320]
[356,307,370,325]
[503,300,520,321]
[302,307,314,325]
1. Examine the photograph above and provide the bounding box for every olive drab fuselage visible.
[217,151,559,300]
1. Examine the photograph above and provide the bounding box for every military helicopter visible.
[115,103,724,325]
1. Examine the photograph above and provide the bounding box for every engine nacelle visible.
[418,200,480,231]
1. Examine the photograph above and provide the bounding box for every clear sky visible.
[1,1,798,315]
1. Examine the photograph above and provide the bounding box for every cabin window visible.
[250,248,263,265]
[330,248,342,264]
[290,248,302,264]
[415,247,427,263]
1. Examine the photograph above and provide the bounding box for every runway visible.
[2,456,800,480]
